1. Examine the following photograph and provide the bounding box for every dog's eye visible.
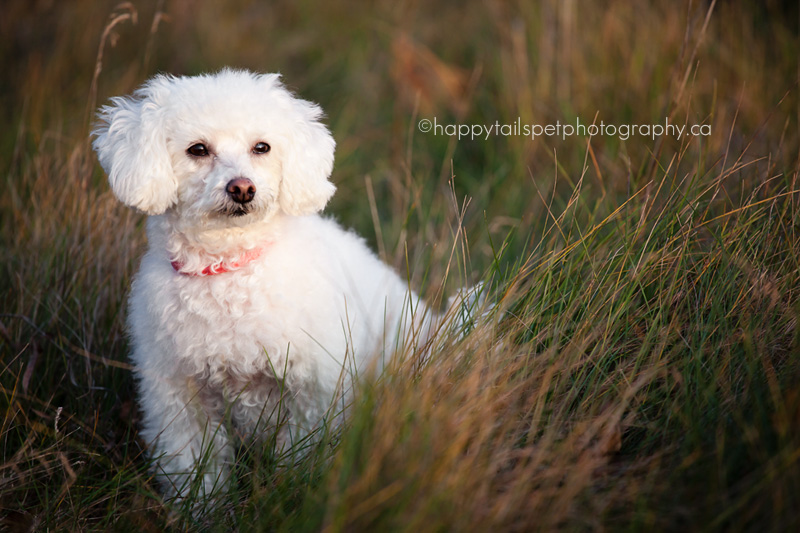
[187,143,209,157]
[252,142,271,154]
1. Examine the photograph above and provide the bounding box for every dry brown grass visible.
[2,0,799,530]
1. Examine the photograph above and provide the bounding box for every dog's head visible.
[92,69,336,225]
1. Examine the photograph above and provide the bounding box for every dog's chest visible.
[132,238,358,388]
[158,270,295,371]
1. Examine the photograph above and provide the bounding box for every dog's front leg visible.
[137,370,234,503]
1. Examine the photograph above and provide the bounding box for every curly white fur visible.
[93,69,478,501]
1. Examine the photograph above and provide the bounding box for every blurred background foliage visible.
[2,0,800,530]
[3,0,797,267]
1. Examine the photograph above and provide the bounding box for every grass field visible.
[2,0,800,530]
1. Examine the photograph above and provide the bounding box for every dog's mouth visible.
[218,205,251,217]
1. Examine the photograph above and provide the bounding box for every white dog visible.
[92,69,480,501]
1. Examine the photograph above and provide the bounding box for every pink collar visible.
[171,245,269,277]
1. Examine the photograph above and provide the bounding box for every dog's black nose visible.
[226,178,256,204]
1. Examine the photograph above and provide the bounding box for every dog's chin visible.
[219,206,250,218]
[207,202,274,228]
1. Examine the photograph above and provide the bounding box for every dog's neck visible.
[148,213,285,276]
[170,246,268,276]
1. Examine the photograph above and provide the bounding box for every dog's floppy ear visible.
[277,87,336,216]
[92,75,177,215]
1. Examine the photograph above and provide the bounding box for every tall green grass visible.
[2,0,799,530]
